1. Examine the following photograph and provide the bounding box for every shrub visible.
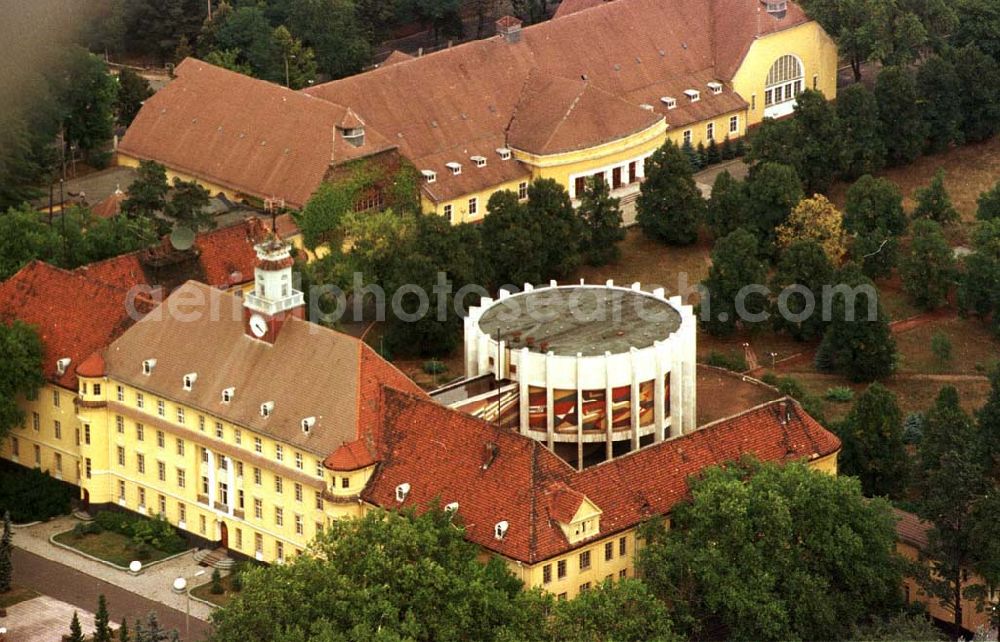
[825,387,854,403]
[0,465,73,523]
[931,331,952,363]
[422,360,447,375]
[92,511,186,554]
[902,412,925,445]
[211,568,224,594]
[705,351,748,373]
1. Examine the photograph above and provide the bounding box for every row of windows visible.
[681,115,740,146]
[114,410,325,478]
[554,569,629,600]
[541,536,629,584]
[442,182,528,223]
[9,437,67,475]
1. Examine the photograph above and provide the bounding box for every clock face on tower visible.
[249,313,268,338]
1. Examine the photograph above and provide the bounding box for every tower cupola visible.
[242,238,305,342]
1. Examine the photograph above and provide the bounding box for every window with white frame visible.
[443,204,452,222]
[518,182,528,200]
[706,123,714,141]
[468,197,478,217]
[764,55,803,107]
[683,130,692,145]
[729,115,739,134]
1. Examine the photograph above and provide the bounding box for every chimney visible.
[496,16,523,43]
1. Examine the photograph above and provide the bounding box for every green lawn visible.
[53,530,174,568]
[190,573,240,607]
[0,585,39,608]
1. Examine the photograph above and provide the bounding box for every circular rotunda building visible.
[463,281,696,469]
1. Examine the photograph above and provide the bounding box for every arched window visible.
[764,55,803,108]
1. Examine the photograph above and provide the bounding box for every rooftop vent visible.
[446,161,462,175]
[496,16,522,43]
[494,520,509,540]
[142,359,157,375]
[660,96,677,109]
[301,416,316,434]
[395,482,410,502]
[471,155,487,167]
[683,89,700,102]
[496,148,512,160]
[639,103,654,111]
[182,373,197,391]
[221,387,234,403]
[260,401,275,417]
[421,169,437,184]
[56,357,71,376]
[707,81,723,95]
[445,501,459,513]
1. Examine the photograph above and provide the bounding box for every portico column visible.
[226,456,235,515]
[207,450,216,507]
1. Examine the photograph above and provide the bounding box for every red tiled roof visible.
[713,0,811,81]
[545,483,587,523]
[0,262,142,388]
[75,217,270,293]
[120,59,395,208]
[91,188,125,219]
[552,0,606,19]
[893,508,930,549]
[76,351,106,378]
[325,439,377,471]
[364,390,841,563]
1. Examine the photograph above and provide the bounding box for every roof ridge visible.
[539,79,589,156]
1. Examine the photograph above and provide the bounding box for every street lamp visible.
[173,569,205,641]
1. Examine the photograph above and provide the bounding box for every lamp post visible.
[173,569,205,641]
[284,53,296,88]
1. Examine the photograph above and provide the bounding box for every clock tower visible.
[243,238,305,343]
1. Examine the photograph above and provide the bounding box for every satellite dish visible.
[170,226,196,251]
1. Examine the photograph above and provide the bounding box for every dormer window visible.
[340,126,365,147]
[301,416,316,434]
[395,482,410,502]
[56,358,71,376]
[496,147,512,160]
[142,359,156,375]
[182,373,197,391]
[421,169,437,184]
[684,89,700,102]
[707,81,723,95]
[660,96,676,109]
[471,155,486,168]
[494,520,509,540]
[221,387,234,403]
[446,162,461,175]
[260,401,274,417]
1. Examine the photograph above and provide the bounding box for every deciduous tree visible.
[636,140,704,245]
[875,66,927,167]
[776,194,847,265]
[705,171,749,239]
[901,218,955,309]
[916,55,963,153]
[743,162,803,253]
[977,181,1000,222]
[547,579,680,642]
[115,68,152,128]
[285,0,371,80]
[638,458,903,641]
[912,169,959,224]
[837,84,887,180]
[837,383,908,498]
[958,219,1000,335]
[0,321,46,441]
[844,175,908,278]
[59,48,118,165]
[950,45,1000,143]
[0,512,12,593]
[209,508,548,642]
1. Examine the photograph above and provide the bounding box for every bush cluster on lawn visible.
[704,351,749,373]
[78,511,187,558]
[0,465,72,523]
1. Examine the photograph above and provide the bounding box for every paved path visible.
[11,516,214,637]
[10,549,211,641]
[3,594,114,642]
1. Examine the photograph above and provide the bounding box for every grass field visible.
[53,530,174,568]
[0,585,39,608]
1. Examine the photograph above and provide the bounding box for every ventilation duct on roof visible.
[471,155,487,167]
[182,373,197,391]
[142,359,157,375]
[683,89,700,102]
[260,401,275,417]
[445,501,459,513]
[763,0,787,17]
[301,416,316,433]
[660,96,676,109]
[446,161,462,175]
[56,358,71,376]
[707,81,723,95]
[221,387,234,403]
[395,482,410,502]
[496,148,512,160]
[494,520,509,540]
[421,169,437,183]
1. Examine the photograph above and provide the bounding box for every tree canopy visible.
[837,383,908,498]
[636,140,704,245]
[638,457,904,641]
[901,218,955,310]
[776,195,847,265]
[577,176,624,266]
[700,228,767,336]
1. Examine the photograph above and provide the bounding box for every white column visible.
[670,340,684,438]
[226,456,235,516]
[653,343,665,443]
[545,352,555,451]
[576,353,584,471]
[604,352,613,462]
[207,450,216,507]
[518,351,529,436]
[683,307,698,433]
[629,348,640,452]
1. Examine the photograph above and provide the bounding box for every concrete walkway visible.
[694,159,749,198]
[3,594,115,642]
[12,516,215,624]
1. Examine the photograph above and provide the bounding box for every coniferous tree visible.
[165,178,214,232]
[700,229,767,336]
[976,365,1000,481]
[958,219,1000,335]
[912,169,959,224]
[705,138,721,165]
[577,176,624,266]
[705,171,749,239]
[837,84,887,179]
[68,611,86,642]
[875,66,927,166]
[121,160,169,221]
[916,54,964,153]
[115,68,152,128]
[94,594,113,642]
[119,617,130,642]
[950,45,1000,143]
[837,383,908,498]
[742,162,803,254]
[636,140,704,245]
[901,219,955,309]
[816,263,896,382]
[0,511,12,593]
[844,175,908,278]
[770,240,835,341]
[790,89,842,194]
[977,181,1000,222]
